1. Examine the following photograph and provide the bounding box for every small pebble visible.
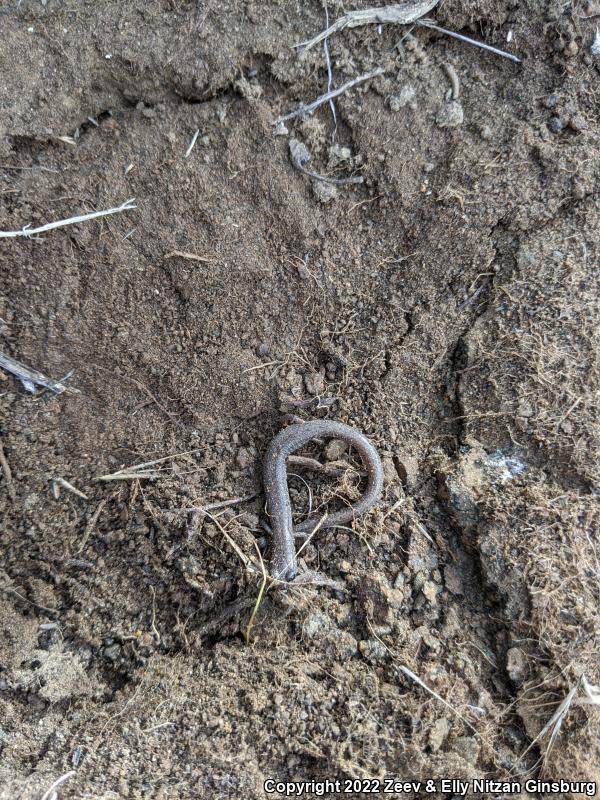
[568,113,587,132]
[324,439,347,461]
[257,342,270,357]
[235,447,253,470]
[436,101,464,128]
[548,116,563,133]
[543,93,560,109]
[563,39,579,58]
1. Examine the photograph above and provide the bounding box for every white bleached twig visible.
[184,129,200,158]
[0,198,137,239]
[419,20,522,62]
[40,771,77,800]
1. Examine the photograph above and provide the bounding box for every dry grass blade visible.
[295,514,327,559]
[577,675,600,706]
[0,350,78,394]
[397,664,480,736]
[297,0,439,50]
[95,449,202,482]
[519,675,597,774]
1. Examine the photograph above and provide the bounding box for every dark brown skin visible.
[263,420,385,581]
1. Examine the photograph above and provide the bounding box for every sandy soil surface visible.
[0,1,599,798]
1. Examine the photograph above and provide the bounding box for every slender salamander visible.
[263,420,384,581]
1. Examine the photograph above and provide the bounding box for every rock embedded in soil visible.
[506,647,529,684]
[436,100,464,128]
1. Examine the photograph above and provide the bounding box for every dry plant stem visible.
[77,499,107,553]
[0,437,16,502]
[40,770,77,800]
[184,129,199,158]
[164,250,214,263]
[398,664,480,735]
[95,471,161,482]
[202,508,260,574]
[0,198,136,239]
[273,67,385,126]
[288,454,367,478]
[0,350,77,394]
[177,493,261,514]
[518,675,596,774]
[95,449,202,481]
[323,3,338,140]
[244,542,268,645]
[419,20,522,62]
[294,514,327,560]
[368,622,480,736]
[298,165,363,185]
[53,477,88,500]
[297,0,439,50]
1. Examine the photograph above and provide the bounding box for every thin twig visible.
[77,499,107,553]
[184,129,200,158]
[175,493,261,514]
[164,250,214,263]
[0,437,16,502]
[202,508,259,573]
[368,622,480,736]
[40,770,77,800]
[419,20,522,62]
[398,663,480,735]
[295,514,327,559]
[53,477,89,500]
[0,350,78,394]
[0,198,136,239]
[273,68,385,126]
[94,471,162,482]
[0,583,57,614]
[323,3,338,141]
[300,166,363,185]
[288,454,366,478]
[95,449,202,482]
